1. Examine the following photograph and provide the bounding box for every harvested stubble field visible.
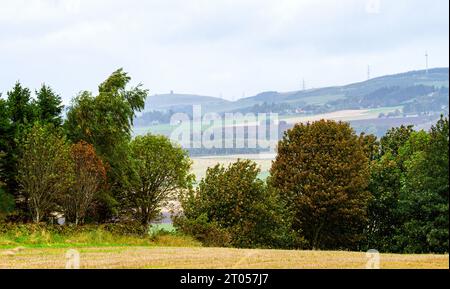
[192,153,275,181]
[0,247,448,269]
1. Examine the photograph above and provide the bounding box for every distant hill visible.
[231,67,449,112]
[138,67,449,120]
[144,93,229,112]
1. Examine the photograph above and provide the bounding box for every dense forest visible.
[0,69,448,254]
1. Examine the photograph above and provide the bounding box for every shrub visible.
[175,160,295,248]
[0,188,14,222]
[174,213,232,247]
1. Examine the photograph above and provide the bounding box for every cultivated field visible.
[191,153,275,181]
[133,108,401,138]
[1,246,448,269]
[279,107,403,124]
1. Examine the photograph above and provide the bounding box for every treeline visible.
[403,87,449,115]
[330,85,449,113]
[0,69,190,228]
[175,118,449,253]
[0,69,448,254]
[134,109,175,126]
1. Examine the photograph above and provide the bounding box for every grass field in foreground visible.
[1,247,448,269]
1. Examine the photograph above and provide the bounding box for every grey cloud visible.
[0,0,448,102]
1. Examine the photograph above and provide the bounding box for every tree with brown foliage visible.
[269,120,371,250]
[61,141,107,225]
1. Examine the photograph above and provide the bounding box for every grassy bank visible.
[0,223,200,249]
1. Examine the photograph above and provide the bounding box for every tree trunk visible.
[312,222,324,250]
[35,210,40,223]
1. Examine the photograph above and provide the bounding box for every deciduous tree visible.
[270,120,371,250]
[396,116,449,253]
[61,141,107,225]
[17,124,73,223]
[126,134,193,227]
[177,160,296,248]
[64,69,149,220]
[366,125,424,252]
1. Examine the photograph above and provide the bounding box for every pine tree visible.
[35,84,64,127]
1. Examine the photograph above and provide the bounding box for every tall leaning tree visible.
[270,120,371,250]
[64,69,149,220]
[17,123,74,223]
[126,134,193,228]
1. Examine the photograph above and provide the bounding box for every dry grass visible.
[1,246,448,269]
[192,154,274,181]
[281,110,373,124]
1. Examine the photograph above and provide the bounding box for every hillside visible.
[139,68,449,117]
[144,93,229,112]
[231,67,449,114]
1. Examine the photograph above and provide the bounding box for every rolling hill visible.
[140,68,449,116]
[134,67,449,154]
[230,67,449,112]
[143,93,229,113]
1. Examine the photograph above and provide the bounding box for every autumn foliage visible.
[61,141,107,225]
[0,70,447,254]
[270,120,371,250]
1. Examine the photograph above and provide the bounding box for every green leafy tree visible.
[270,120,371,250]
[0,151,14,221]
[396,117,449,253]
[64,69,149,220]
[366,125,424,252]
[126,134,193,227]
[359,133,380,162]
[17,123,74,223]
[380,125,415,158]
[365,152,403,252]
[34,84,64,127]
[177,160,296,248]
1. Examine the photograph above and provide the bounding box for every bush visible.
[174,213,232,247]
[102,221,148,236]
[175,160,295,249]
[0,188,14,222]
[0,222,200,248]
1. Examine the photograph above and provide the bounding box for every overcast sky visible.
[0,0,449,103]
